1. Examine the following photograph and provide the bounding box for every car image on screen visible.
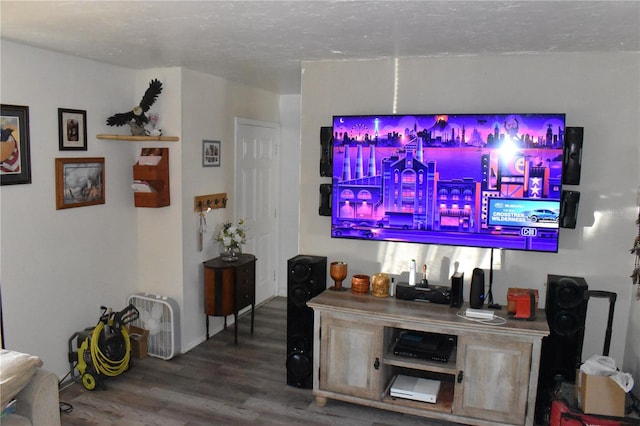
[527,209,559,223]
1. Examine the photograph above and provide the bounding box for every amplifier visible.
[395,282,451,304]
[393,331,456,363]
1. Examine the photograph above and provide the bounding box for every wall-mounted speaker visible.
[286,255,327,388]
[535,274,588,423]
[450,272,464,308]
[560,190,580,229]
[319,184,332,216]
[320,127,333,177]
[469,268,485,309]
[563,127,583,185]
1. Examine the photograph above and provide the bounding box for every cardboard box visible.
[575,370,626,417]
[127,325,149,359]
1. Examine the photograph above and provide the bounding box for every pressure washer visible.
[68,304,139,390]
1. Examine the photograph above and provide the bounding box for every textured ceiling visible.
[2,1,639,94]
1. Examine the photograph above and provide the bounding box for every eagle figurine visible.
[106,78,163,135]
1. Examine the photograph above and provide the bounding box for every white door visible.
[234,118,279,305]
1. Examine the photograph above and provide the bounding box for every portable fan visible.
[127,293,180,360]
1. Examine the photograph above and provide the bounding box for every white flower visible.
[215,219,247,248]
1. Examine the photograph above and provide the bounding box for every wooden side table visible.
[203,253,256,344]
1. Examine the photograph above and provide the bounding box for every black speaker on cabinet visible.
[320,127,333,177]
[319,184,332,216]
[535,274,589,424]
[286,255,327,388]
[560,190,580,229]
[469,268,485,309]
[450,272,464,308]
[563,127,583,185]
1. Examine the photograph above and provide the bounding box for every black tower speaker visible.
[563,127,583,185]
[319,184,332,216]
[320,127,333,177]
[535,274,589,424]
[469,268,485,309]
[560,190,580,229]
[286,255,327,388]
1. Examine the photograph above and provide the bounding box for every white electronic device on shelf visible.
[390,374,441,403]
[465,308,495,319]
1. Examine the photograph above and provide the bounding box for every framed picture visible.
[58,108,87,151]
[203,140,221,167]
[55,157,105,209]
[1,104,31,185]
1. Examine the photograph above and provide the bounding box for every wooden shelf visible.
[383,352,458,376]
[97,134,179,142]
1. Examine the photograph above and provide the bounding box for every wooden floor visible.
[59,297,451,426]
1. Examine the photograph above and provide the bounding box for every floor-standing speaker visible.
[286,255,327,388]
[535,274,588,423]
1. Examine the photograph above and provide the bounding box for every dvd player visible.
[393,331,456,363]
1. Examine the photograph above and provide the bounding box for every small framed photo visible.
[55,157,105,209]
[203,140,221,167]
[58,108,87,151]
[1,104,31,185]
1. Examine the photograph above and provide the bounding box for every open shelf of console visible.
[382,374,455,414]
[383,327,458,375]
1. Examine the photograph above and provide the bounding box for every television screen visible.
[330,113,566,253]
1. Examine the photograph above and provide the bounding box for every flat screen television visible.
[330,113,566,253]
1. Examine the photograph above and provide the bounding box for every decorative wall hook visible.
[194,193,228,213]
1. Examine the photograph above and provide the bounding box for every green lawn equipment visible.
[68,304,139,390]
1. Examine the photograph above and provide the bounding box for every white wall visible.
[179,68,280,351]
[1,41,139,376]
[0,41,281,376]
[134,68,184,306]
[299,53,640,371]
[624,177,640,378]
[278,95,302,295]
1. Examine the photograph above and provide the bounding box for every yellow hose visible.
[90,322,131,377]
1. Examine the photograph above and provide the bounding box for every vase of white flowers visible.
[216,219,246,262]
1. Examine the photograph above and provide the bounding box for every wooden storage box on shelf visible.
[132,148,170,207]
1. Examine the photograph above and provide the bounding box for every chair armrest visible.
[14,368,61,426]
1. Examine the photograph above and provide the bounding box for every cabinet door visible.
[454,334,531,424]
[319,315,383,400]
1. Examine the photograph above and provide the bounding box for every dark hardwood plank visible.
[59,297,450,425]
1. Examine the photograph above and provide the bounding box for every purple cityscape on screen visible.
[331,113,566,252]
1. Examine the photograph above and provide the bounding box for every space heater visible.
[127,293,180,360]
